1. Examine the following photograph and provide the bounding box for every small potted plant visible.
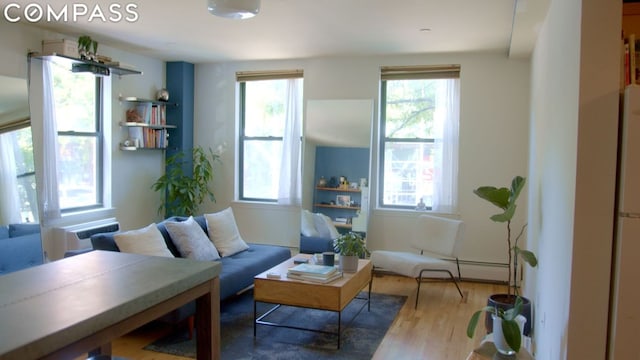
[333,232,369,272]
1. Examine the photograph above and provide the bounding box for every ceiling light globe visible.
[207,0,260,19]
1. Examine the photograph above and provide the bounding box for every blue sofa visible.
[0,223,43,275]
[90,215,291,325]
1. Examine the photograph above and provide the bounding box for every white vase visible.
[339,255,359,272]
[492,314,526,355]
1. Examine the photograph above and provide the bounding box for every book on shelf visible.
[287,263,337,277]
[286,271,343,284]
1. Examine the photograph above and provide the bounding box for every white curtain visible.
[432,78,460,213]
[0,132,22,224]
[29,58,61,223]
[277,78,303,205]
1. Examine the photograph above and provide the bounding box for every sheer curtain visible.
[29,58,61,223]
[277,78,302,205]
[0,132,21,224]
[432,78,460,213]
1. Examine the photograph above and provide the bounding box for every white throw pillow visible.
[165,216,220,261]
[313,213,340,239]
[321,214,341,239]
[114,224,174,258]
[301,209,320,237]
[204,207,249,257]
[313,213,331,238]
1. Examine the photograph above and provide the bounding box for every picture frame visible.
[336,195,351,207]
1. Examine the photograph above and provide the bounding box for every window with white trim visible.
[237,70,303,203]
[379,65,460,212]
[51,63,103,212]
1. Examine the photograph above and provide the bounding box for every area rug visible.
[145,289,406,359]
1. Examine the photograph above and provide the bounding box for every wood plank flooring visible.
[103,274,501,359]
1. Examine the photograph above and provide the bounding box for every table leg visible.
[196,277,220,359]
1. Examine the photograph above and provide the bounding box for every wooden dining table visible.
[0,250,221,359]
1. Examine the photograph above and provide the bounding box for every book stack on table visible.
[287,263,342,284]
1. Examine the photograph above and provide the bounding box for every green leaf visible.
[466,310,482,338]
[473,186,510,209]
[502,319,522,351]
[516,248,538,267]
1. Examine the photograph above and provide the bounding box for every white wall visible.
[0,22,167,259]
[194,53,531,277]
[528,0,621,358]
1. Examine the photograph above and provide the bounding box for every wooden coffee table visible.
[253,255,373,348]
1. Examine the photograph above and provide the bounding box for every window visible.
[237,70,303,203]
[379,65,460,212]
[0,126,37,223]
[51,63,103,212]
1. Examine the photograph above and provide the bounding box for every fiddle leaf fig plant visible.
[473,175,537,297]
[152,146,220,217]
[466,176,538,352]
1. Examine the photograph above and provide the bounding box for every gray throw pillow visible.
[165,216,220,261]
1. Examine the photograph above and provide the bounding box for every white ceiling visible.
[11,0,549,63]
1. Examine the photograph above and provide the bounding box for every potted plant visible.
[333,232,369,272]
[151,146,220,217]
[466,176,538,354]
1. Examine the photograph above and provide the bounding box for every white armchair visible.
[370,214,464,308]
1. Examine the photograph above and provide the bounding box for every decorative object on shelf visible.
[151,146,221,217]
[328,176,339,188]
[466,176,538,353]
[360,178,367,188]
[317,176,327,187]
[207,0,260,19]
[415,197,426,211]
[350,182,359,190]
[157,88,169,102]
[336,195,351,207]
[333,232,369,272]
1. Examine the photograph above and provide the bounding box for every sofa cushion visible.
[114,224,174,258]
[218,243,291,299]
[0,225,9,239]
[9,223,40,237]
[301,209,320,237]
[204,208,249,257]
[313,213,340,239]
[0,232,43,274]
[165,216,220,261]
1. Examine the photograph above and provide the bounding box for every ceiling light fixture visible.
[207,0,260,19]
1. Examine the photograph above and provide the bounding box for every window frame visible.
[54,73,104,213]
[378,65,460,211]
[236,70,303,203]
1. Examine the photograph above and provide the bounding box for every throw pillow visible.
[204,207,249,257]
[321,214,341,239]
[301,209,320,237]
[165,216,220,261]
[114,224,174,258]
[313,212,331,238]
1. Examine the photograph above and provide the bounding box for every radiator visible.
[51,218,119,260]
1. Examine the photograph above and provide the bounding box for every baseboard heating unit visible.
[52,218,119,260]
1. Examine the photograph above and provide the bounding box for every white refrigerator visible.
[609,85,640,359]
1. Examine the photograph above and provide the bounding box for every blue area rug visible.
[144,289,406,359]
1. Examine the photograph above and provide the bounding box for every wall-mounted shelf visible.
[35,54,142,76]
[314,203,361,210]
[315,186,361,193]
[119,121,176,129]
[119,96,177,107]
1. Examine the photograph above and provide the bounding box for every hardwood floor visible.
[106,274,501,359]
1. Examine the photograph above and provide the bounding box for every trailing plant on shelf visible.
[465,175,538,354]
[152,146,220,217]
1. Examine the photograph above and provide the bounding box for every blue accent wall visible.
[314,146,369,186]
[166,61,194,169]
